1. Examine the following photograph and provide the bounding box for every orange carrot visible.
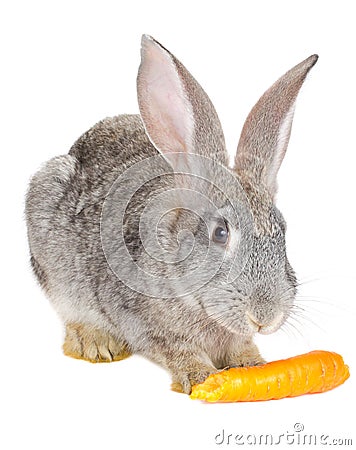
[190,350,349,403]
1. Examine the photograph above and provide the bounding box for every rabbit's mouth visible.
[245,311,285,335]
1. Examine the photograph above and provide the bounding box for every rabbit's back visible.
[25,114,156,324]
[27,114,155,243]
[69,114,155,178]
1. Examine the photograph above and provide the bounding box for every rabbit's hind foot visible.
[63,323,131,363]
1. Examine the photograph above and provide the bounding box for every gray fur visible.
[25,35,317,393]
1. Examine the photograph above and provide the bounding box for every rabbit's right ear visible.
[137,35,227,173]
[234,55,318,198]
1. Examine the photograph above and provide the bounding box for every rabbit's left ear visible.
[234,55,318,197]
[137,35,228,173]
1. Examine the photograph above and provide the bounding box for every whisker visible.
[295,274,328,286]
[291,301,327,316]
[295,295,354,313]
[288,310,326,334]
[277,317,301,340]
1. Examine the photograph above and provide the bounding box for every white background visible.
[1,1,355,449]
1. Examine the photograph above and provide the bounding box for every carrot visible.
[190,350,349,403]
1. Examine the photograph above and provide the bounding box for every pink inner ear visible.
[137,37,194,158]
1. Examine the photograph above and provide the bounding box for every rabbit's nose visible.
[246,311,284,334]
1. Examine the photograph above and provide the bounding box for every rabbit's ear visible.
[137,35,228,173]
[234,55,318,197]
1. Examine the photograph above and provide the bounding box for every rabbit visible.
[25,35,318,394]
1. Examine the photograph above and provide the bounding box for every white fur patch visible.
[226,224,240,256]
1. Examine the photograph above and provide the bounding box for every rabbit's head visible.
[111,36,317,339]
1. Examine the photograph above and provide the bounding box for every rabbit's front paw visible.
[63,323,131,363]
[171,366,217,394]
[220,343,266,369]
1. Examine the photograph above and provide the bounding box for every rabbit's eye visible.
[212,222,229,245]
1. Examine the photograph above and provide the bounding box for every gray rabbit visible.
[26,35,317,394]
